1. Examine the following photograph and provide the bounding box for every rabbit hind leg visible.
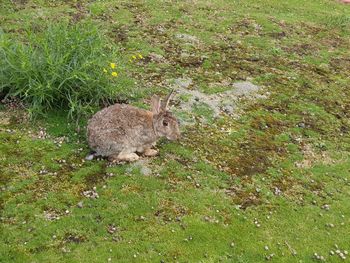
[118,152,139,162]
[143,148,158,157]
[108,148,139,162]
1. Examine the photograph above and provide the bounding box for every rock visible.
[265,253,275,260]
[173,78,193,89]
[274,187,282,195]
[321,204,330,211]
[171,79,263,121]
[44,210,60,221]
[155,25,165,34]
[83,189,99,199]
[232,81,261,96]
[77,201,84,208]
[175,33,199,44]
[148,53,165,62]
[107,225,118,234]
[221,104,235,115]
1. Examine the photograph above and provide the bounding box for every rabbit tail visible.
[85,151,97,161]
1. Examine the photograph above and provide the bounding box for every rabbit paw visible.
[108,154,120,163]
[144,148,158,157]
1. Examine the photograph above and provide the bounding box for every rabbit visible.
[86,90,180,162]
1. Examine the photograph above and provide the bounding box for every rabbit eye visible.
[163,120,168,126]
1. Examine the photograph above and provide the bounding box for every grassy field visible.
[1,0,350,262]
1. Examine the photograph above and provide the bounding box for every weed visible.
[0,22,130,119]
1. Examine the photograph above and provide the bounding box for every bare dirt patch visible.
[171,78,266,121]
[295,143,336,169]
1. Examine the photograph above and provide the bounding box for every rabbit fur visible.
[86,91,180,162]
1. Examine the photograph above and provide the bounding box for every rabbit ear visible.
[151,95,161,114]
[161,89,174,110]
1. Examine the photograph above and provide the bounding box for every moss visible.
[1,0,350,262]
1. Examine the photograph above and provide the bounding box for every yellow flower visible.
[110,63,116,69]
[132,55,137,60]
[138,54,143,59]
[103,68,107,73]
[111,71,118,77]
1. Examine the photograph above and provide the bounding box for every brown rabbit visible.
[86,90,180,162]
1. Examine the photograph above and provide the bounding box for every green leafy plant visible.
[0,22,129,119]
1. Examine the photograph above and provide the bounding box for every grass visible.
[1,0,350,262]
[0,21,135,119]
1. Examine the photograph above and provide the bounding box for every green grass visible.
[1,0,350,262]
[0,21,137,119]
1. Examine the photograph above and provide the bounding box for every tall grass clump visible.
[0,22,128,119]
